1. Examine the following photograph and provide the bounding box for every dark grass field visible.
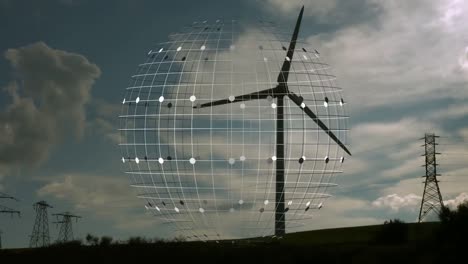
[0,222,463,264]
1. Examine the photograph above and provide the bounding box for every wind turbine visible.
[196,6,351,237]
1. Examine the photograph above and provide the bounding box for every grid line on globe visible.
[119,10,349,241]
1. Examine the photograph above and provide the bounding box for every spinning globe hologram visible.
[119,7,351,240]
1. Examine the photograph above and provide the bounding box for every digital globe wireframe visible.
[119,10,350,241]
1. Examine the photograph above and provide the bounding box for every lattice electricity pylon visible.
[0,204,20,217]
[53,212,81,243]
[29,201,53,248]
[0,192,20,217]
[418,133,444,223]
[0,192,20,249]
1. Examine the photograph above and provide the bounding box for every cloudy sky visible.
[1,0,468,248]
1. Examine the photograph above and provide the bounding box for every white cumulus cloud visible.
[444,192,468,209]
[0,42,100,178]
[372,193,421,211]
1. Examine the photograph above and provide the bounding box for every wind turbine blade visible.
[195,87,275,108]
[277,5,304,85]
[288,92,351,156]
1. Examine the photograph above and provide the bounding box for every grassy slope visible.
[0,222,457,264]
[280,222,439,245]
